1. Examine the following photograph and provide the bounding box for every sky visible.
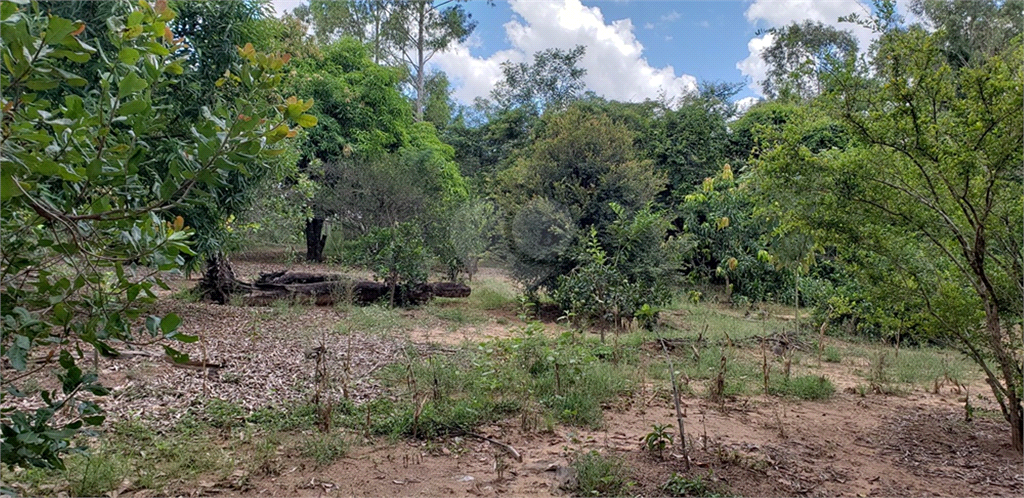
[269,0,918,109]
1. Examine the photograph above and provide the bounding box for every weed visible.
[67,450,130,498]
[299,432,350,467]
[662,471,726,497]
[769,375,835,400]
[203,398,246,429]
[824,346,842,363]
[571,450,633,497]
[171,286,203,302]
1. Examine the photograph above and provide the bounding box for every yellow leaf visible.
[173,215,184,231]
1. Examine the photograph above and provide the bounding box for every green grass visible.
[572,450,633,497]
[299,432,350,467]
[465,276,518,311]
[662,471,727,497]
[769,375,836,400]
[346,305,415,335]
[890,347,974,386]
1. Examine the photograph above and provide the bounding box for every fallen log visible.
[232,271,471,307]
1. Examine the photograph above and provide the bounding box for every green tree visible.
[908,0,1023,70]
[0,0,309,468]
[755,16,1023,448]
[491,45,588,116]
[759,20,858,101]
[495,105,665,292]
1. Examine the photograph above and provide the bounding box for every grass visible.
[769,375,836,400]
[299,432,350,467]
[572,450,633,497]
[662,471,727,497]
[346,305,415,335]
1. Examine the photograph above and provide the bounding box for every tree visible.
[491,45,588,116]
[294,0,395,63]
[908,0,1023,71]
[494,104,665,292]
[0,0,309,468]
[654,82,742,198]
[760,20,858,101]
[755,16,1023,448]
[388,0,476,121]
[287,38,412,261]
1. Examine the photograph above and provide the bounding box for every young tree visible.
[755,16,1023,448]
[0,0,310,468]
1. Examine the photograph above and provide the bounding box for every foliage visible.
[495,105,665,292]
[357,222,428,306]
[490,45,588,116]
[759,20,858,101]
[755,4,1023,448]
[654,83,741,193]
[662,472,725,497]
[769,375,836,400]
[448,197,499,281]
[0,0,308,469]
[553,206,681,331]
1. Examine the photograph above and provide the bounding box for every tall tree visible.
[909,0,1023,70]
[490,45,588,116]
[759,20,858,101]
[388,0,476,121]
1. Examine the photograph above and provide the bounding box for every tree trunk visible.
[199,253,241,304]
[305,218,327,262]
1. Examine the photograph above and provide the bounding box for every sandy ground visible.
[4,258,1022,497]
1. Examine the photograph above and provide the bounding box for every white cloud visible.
[660,11,681,22]
[734,96,761,115]
[433,0,697,106]
[736,0,877,97]
[644,22,655,30]
[269,0,303,16]
[665,36,673,41]
[700,20,710,28]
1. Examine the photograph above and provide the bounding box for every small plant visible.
[642,424,674,459]
[662,471,724,497]
[299,432,350,468]
[571,450,633,497]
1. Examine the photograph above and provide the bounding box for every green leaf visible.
[117,71,148,98]
[118,47,140,65]
[117,99,149,116]
[0,175,25,200]
[295,114,317,128]
[162,345,190,364]
[159,312,181,335]
[51,49,91,63]
[43,17,77,45]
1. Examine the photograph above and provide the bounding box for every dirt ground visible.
[4,259,1022,497]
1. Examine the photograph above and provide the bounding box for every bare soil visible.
[5,258,1022,497]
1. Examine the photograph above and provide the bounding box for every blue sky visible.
[270,1,903,108]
